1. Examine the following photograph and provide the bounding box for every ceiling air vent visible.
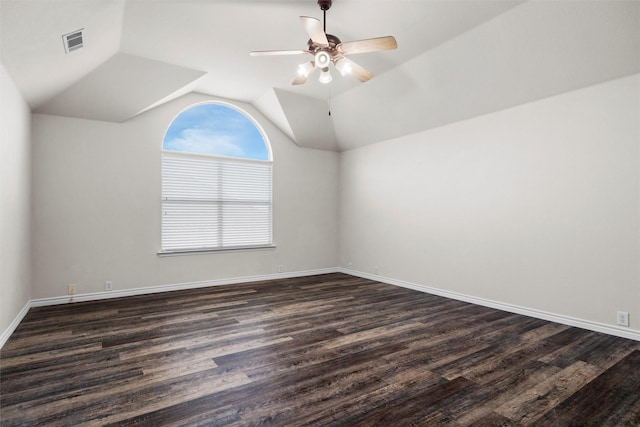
[62,29,84,53]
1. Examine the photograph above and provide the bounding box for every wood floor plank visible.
[494,360,602,424]
[348,376,477,425]
[1,272,638,426]
[530,350,640,426]
[453,360,562,425]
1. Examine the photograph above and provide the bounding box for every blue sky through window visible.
[163,103,269,160]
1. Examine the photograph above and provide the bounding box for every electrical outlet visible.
[348,261,352,268]
[68,284,77,295]
[617,311,630,327]
[105,281,113,291]
[277,265,284,273]
[373,266,379,275]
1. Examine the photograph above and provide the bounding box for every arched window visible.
[160,102,273,253]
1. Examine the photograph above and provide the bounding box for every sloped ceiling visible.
[36,53,206,122]
[331,0,640,150]
[1,0,638,151]
[0,0,124,108]
[256,88,338,151]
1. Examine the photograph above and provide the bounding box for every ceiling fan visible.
[249,0,397,85]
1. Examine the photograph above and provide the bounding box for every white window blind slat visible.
[161,152,272,252]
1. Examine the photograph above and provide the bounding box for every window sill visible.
[157,245,276,257]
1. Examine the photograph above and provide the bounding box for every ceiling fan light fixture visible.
[297,61,314,77]
[315,51,331,69]
[335,59,352,76]
[319,67,332,84]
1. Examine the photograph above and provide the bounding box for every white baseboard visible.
[340,268,640,342]
[4,266,638,350]
[0,301,30,350]
[29,268,340,307]
[1,268,339,350]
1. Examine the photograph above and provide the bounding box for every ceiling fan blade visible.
[250,50,307,56]
[340,57,374,82]
[339,36,398,55]
[300,16,329,46]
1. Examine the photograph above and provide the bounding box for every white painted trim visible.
[0,268,339,350]
[340,268,640,342]
[29,268,340,307]
[0,301,30,350]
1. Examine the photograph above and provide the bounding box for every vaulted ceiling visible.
[1,0,638,151]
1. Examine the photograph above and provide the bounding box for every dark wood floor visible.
[1,273,639,426]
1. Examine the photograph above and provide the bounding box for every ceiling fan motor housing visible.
[307,34,342,59]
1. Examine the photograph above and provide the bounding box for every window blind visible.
[161,151,272,252]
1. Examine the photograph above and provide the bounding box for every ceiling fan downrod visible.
[318,0,332,33]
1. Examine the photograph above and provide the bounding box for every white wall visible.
[0,62,31,334]
[31,93,339,298]
[339,74,640,330]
